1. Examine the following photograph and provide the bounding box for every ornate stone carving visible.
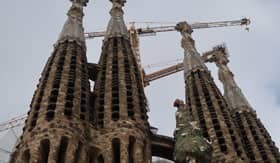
[175,22,207,78]
[173,99,212,163]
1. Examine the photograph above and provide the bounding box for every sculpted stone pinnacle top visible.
[175,22,207,77]
[173,99,212,163]
[56,0,89,46]
[105,0,129,40]
[214,46,253,111]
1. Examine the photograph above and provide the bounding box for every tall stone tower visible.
[10,0,91,162]
[175,22,249,163]
[212,45,280,162]
[90,0,151,162]
[8,0,280,162]
[10,0,152,162]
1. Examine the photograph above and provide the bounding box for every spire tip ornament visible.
[176,21,207,77]
[56,0,88,47]
[104,0,129,40]
[70,0,89,6]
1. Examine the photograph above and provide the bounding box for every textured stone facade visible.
[10,1,91,162]
[10,0,152,162]
[9,0,280,163]
[176,22,249,162]
[212,46,280,162]
[10,39,91,163]
[89,0,151,161]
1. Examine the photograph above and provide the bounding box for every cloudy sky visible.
[0,0,280,151]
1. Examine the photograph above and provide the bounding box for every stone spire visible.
[213,45,252,111]
[57,0,88,45]
[212,45,280,162]
[9,1,92,162]
[175,22,207,78]
[176,22,249,162]
[105,0,129,40]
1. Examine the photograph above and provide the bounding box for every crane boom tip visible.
[241,18,251,26]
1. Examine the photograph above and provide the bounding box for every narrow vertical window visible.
[40,139,50,163]
[22,149,30,163]
[97,155,104,163]
[143,141,146,162]
[57,136,69,163]
[112,138,120,163]
[74,142,82,163]
[128,136,135,163]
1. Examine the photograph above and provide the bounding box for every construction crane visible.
[0,19,250,133]
[143,45,227,86]
[0,114,26,132]
[85,18,250,63]
[84,18,250,39]
[0,44,231,132]
[85,18,250,86]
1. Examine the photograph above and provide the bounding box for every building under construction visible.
[1,0,280,162]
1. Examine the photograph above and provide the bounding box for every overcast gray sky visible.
[0,0,280,149]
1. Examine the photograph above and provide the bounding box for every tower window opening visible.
[57,136,69,163]
[64,109,72,117]
[40,139,50,163]
[66,95,74,101]
[22,149,30,163]
[80,114,85,120]
[97,155,104,163]
[112,138,121,163]
[31,120,37,127]
[46,110,55,121]
[47,103,55,110]
[128,136,136,163]
[73,142,82,163]
[81,105,86,112]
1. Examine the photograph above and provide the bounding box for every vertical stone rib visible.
[122,39,141,121]
[122,39,135,120]
[127,41,148,121]
[117,38,128,120]
[95,43,110,128]
[104,39,113,126]
[188,73,210,140]
[111,38,120,121]
[235,112,260,161]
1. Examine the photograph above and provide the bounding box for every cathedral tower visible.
[175,22,249,163]
[10,0,91,162]
[212,45,280,162]
[91,0,151,162]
